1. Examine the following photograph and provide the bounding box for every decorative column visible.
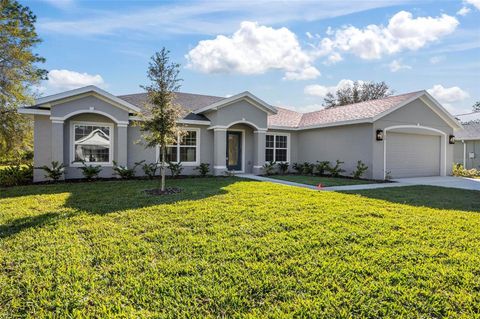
[213,128,227,175]
[253,130,266,175]
[116,123,128,167]
[51,119,65,180]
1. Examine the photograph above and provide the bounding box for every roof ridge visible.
[117,91,225,99]
[301,91,424,115]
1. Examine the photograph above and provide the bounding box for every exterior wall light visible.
[376,130,384,141]
[449,135,455,144]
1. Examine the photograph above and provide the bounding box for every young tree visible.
[138,48,183,192]
[0,0,47,161]
[473,101,480,112]
[323,81,393,108]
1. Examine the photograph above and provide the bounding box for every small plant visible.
[142,162,159,179]
[327,160,345,177]
[113,160,145,179]
[194,163,210,177]
[40,161,66,181]
[352,160,368,179]
[0,164,33,187]
[452,163,479,178]
[314,161,330,176]
[292,163,303,174]
[301,162,315,175]
[168,162,183,178]
[263,161,276,175]
[385,170,392,180]
[277,162,289,175]
[77,161,102,180]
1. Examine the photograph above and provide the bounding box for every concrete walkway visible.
[237,174,410,191]
[392,176,480,191]
[238,174,480,192]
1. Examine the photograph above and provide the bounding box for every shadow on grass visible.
[341,185,480,212]
[0,177,246,238]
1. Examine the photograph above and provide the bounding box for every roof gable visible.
[34,85,141,113]
[193,91,277,115]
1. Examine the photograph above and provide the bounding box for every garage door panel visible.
[386,132,440,178]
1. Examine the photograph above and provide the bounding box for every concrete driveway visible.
[392,176,480,191]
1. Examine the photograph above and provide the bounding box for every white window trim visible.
[70,121,114,167]
[265,132,290,163]
[155,128,201,167]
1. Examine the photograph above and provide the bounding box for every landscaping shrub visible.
[263,161,276,175]
[277,162,289,175]
[112,160,145,179]
[352,160,368,179]
[0,164,33,187]
[452,163,479,177]
[194,163,210,177]
[327,160,345,177]
[292,162,303,174]
[40,161,66,181]
[141,162,158,179]
[168,162,183,178]
[301,162,315,175]
[314,161,330,176]
[77,161,102,180]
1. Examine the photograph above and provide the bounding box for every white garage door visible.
[386,132,441,178]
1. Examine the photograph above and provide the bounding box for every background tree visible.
[137,48,183,192]
[0,0,47,163]
[323,81,393,108]
[472,101,480,112]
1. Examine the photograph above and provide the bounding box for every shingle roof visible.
[455,122,480,140]
[117,92,225,122]
[117,92,225,112]
[268,91,424,128]
[455,111,480,124]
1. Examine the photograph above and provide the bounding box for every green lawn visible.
[1,178,479,317]
[268,174,373,186]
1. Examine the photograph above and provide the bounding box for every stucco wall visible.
[33,115,52,182]
[207,100,269,129]
[51,94,130,123]
[296,124,373,178]
[372,98,454,179]
[454,140,480,169]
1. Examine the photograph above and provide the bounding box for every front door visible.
[226,131,242,171]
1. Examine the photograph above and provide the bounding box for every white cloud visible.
[38,1,411,36]
[388,59,411,72]
[313,11,459,60]
[186,21,320,80]
[429,55,445,64]
[42,69,105,93]
[457,7,471,16]
[427,84,469,110]
[466,0,480,10]
[323,52,343,65]
[304,79,359,98]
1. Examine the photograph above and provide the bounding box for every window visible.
[265,133,289,162]
[160,129,199,165]
[72,122,113,165]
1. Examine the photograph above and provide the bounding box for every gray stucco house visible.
[19,85,462,182]
[453,111,480,169]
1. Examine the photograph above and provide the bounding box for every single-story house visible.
[19,85,462,182]
[453,111,480,169]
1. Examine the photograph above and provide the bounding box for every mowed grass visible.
[269,174,373,187]
[1,178,480,318]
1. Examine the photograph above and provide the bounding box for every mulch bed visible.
[144,187,182,196]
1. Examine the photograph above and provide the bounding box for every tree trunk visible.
[160,144,166,192]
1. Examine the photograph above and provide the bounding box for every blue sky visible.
[26,0,480,114]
